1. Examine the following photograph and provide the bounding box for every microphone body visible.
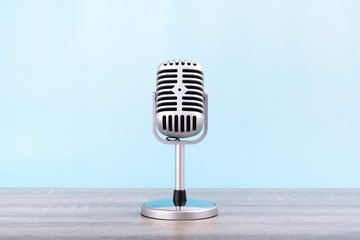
[156,60,205,138]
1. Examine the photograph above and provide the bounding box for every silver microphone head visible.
[155,59,205,138]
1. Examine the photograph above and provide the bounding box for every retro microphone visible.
[141,59,218,220]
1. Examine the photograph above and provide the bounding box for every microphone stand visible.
[141,93,218,220]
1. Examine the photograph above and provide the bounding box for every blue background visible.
[1,0,359,188]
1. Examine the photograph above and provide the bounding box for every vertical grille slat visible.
[169,115,173,131]
[180,115,185,132]
[174,115,179,132]
[162,116,166,131]
[186,116,191,132]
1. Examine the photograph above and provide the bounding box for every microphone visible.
[141,59,218,220]
[156,59,205,209]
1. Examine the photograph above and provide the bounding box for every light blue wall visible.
[1,0,359,188]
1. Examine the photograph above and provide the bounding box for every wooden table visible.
[0,188,359,239]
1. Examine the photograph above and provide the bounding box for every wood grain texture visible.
[0,188,359,239]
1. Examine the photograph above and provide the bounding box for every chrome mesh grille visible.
[155,59,204,138]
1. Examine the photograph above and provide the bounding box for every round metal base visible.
[141,198,218,220]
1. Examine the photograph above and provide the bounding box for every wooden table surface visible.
[0,188,359,239]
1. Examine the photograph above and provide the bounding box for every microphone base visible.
[141,198,218,220]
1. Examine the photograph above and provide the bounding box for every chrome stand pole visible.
[175,144,185,191]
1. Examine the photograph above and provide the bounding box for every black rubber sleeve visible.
[173,189,187,207]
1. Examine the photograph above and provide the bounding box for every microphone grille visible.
[155,59,205,138]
